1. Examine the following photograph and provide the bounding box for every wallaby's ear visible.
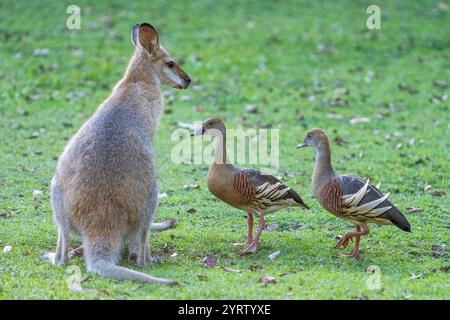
[131,23,160,56]
[131,24,140,47]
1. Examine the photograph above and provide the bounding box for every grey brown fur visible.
[44,23,191,285]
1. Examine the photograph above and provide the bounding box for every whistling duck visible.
[191,118,309,253]
[297,128,411,259]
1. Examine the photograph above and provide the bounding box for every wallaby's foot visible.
[135,255,159,267]
[149,219,177,232]
[128,245,159,267]
[40,252,68,266]
[128,251,158,267]
[128,252,138,264]
[137,251,160,267]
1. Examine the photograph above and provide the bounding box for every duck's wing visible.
[233,168,309,212]
[338,175,411,231]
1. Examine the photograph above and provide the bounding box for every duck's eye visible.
[208,122,214,126]
[307,134,312,138]
[166,61,175,68]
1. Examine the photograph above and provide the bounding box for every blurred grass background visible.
[0,0,448,299]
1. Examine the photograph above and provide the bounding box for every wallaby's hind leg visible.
[137,228,156,266]
[53,226,70,265]
[128,183,160,266]
[42,177,70,265]
[128,228,158,267]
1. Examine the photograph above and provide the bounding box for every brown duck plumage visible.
[192,118,308,253]
[298,128,411,259]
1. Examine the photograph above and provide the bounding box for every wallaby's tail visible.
[84,236,177,286]
[149,219,177,231]
[90,260,177,285]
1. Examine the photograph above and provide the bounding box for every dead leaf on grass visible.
[259,275,276,286]
[249,264,264,271]
[197,274,208,281]
[184,184,199,190]
[268,250,280,261]
[350,117,371,124]
[431,245,447,258]
[406,207,422,213]
[244,105,258,114]
[222,266,241,273]
[333,135,349,146]
[265,223,279,232]
[203,254,217,268]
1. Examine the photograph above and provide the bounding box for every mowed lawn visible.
[0,0,448,299]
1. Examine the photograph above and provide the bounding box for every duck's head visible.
[191,117,226,137]
[297,128,328,149]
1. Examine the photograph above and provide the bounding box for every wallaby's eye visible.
[166,61,175,68]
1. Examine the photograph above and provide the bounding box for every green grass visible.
[0,0,449,299]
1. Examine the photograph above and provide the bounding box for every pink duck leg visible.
[336,225,369,259]
[233,213,254,248]
[244,215,265,253]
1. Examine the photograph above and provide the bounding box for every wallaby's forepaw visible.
[40,252,68,266]
[166,218,177,228]
[40,252,55,263]
[149,219,177,231]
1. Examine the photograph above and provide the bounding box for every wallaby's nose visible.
[184,76,191,88]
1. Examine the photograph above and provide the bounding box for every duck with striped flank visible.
[297,128,411,259]
[192,118,309,253]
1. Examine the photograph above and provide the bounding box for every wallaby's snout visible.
[171,63,191,89]
[131,22,192,90]
[181,73,191,89]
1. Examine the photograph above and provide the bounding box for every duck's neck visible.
[213,130,228,165]
[312,136,336,192]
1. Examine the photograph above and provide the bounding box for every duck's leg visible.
[247,213,254,244]
[245,214,265,253]
[233,213,253,248]
[338,225,370,259]
[335,225,360,249]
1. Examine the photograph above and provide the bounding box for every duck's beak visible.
[191,127,205,137]
[297,142,308,149]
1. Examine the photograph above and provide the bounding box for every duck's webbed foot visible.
[243,240,259,253]
[335,234,353,249]
[336,225,369,259]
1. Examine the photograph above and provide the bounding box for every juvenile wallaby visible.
[43,23,191,285]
